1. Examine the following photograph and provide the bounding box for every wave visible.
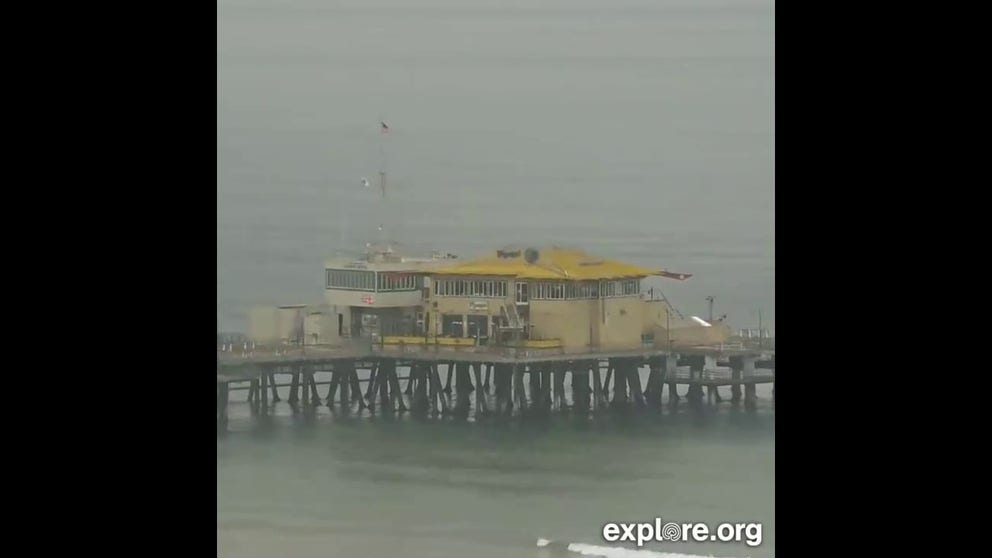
[537,538,741,558]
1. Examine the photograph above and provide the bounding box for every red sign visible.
[361,295,375,304]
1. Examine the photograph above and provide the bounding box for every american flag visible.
[361,294,375,304]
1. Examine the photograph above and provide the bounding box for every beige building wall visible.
[651,321,733,347]
[324,289,423,308]
[303,306,344,345]
[528,300,594,348]
[528,296,646,350]
[642,300,673,333]
[248,305,306,343]
[248,307,278,342]
[250,304,354,345]
[597,297,645,349]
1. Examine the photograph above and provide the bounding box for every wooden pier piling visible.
[216,344,774,425]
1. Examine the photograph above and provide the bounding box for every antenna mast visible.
[377,119,389,249]
[379,120,389,200]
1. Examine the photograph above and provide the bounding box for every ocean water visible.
[218,0,775,556]
[218,379,775,558]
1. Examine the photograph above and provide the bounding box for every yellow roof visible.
[428,246,679,280]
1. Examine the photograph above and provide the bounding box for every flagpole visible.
[378,120,389,248]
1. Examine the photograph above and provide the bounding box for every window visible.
[516,282,528,302]
[593,279,642,298]
[325,269,376,291]
[532,282,567,300]
[372,272,419,292]
[432,278,508,297]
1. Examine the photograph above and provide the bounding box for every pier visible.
[218,244,775,428]
[217,341,774,427]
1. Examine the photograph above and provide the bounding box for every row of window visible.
[434,279,509,298]
[326,269,422,292]
[530,281,604,300]
[326,270,642,299]
[601,279,640,298]
[326,269,376,291]
[531,280,639,299]
[433,279,640,299]
[377,273,419,291]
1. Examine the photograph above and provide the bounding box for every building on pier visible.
[418,246,730,351]
[248,244,731,351]
[248,244,456,345]
[322,244,456,339]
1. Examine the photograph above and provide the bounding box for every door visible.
[516,282,528,304]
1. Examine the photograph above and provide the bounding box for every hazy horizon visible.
[218,0,774,333]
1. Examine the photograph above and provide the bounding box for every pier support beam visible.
[610,359,628,407]
[455,362,473,416]
[702,356,721,404]
[572,365,590,412]
[494,364,512,415]
[626,361,645,408]
[425,364,438,415]
[325,365,340,407]
[443,362,454,394]
[645,357,664,408]
[592,363,606,411]
[248,378,259,407]
[260,373,269,408]
[337,362,356,410]
[268,373,280,402]
[603,364,613,400]
[513,365,528,413]
[379,362,391,411]
[529,365,541,404]
[553,365,567,410]
[337,366,347,408]
[539,367,553,412]
[365,364,379,402]
[742,357,756,408]
[386,360,406,413]
[349,363,365,410]
[730,363,742,403]
[667,353,680,405]
[217,382,229,426]
[572,370,596,413]
[410,364,428,413]
[483,363,492,394]
[308,374,320,405]
[289,371,300,404]
[432,364,449,415]
[687,356,704,404]
[473,363,489,415]
[404,363,414,395]
[744,383,757,408]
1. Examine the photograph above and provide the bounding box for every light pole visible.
[758,309,763,349]
[706,296,714,322]
[666,308,671,349]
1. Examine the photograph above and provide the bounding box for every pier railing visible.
[219,336,773,367]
